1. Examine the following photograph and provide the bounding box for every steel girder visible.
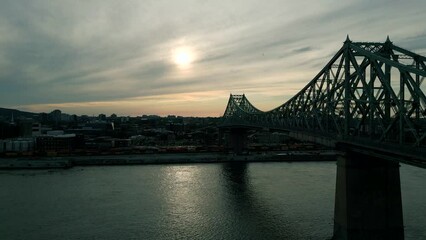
[221,37,426,149]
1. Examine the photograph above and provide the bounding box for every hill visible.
[0,107,39,121]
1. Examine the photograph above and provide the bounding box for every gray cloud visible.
[292,47,313,53]
[0,0,425,115]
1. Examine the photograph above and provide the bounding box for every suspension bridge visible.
[220,36,426,239]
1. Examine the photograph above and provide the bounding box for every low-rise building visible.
[0,139,34,153]
[35,134,84,153]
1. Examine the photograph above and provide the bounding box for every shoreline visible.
[0,151,338,169]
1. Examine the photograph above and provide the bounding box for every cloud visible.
[1,0,425,116]
[21,90,230,117]
[399,33,426,54]
[292,47,313,53]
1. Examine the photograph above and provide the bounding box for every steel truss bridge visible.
[221,36,426,165]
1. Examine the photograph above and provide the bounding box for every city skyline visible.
[1,0,426,117]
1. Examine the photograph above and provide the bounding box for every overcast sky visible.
[1,0,425,116]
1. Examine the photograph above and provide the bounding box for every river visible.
[0,161,425,239]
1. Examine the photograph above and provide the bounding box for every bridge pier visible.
[333,152,404,239]
[227,128,248,154]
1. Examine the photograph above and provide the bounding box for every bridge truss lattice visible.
[222,36,426,158]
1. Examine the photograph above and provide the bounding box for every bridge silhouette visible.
[220,36,426,239]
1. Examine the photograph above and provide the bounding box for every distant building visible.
[46,130,65,136]
[0,121,19,139]
[32,122,42,136]
[35,134,84,153]
[0,138,34,153]
[79,115,90,123]
[112,139,131,148]
[18,119,33,137]
[120,116,130,123]
[10,112,15,124]
[66,122,114,137]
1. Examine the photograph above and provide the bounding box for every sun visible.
[172,47,194,68]
[175,51,191,65]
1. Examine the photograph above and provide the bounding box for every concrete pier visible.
[228,128,248,154]
[333,152,404,239]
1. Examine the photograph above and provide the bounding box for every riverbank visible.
[0,151,338,169]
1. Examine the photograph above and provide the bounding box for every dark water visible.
[0,162,425,239]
